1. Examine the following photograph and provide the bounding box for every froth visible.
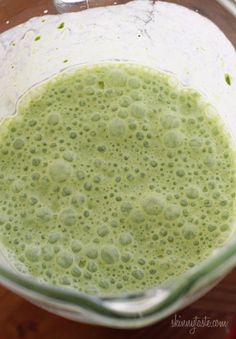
[0,63,235,295]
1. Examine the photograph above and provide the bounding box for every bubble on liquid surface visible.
[48,231,61,244]
[109,119,126,137]
[13,138,25,150]
[107,69,127,87]
[47,112,60,125]
[164,131,184,148]
[60,208,77,226]
[161,114,179,129]
[0,215,8,225]
[12,180,24,193]
[186,186,200,199]
[42,245,54,261]
[128,77,141,89]
[204,155,216,167]
[130,102,146,119]
[71,266,82,277]
[132,269,144,280]
[130,209,145,223]
[57,252,73,268]
[101,245,119,264]
[25,245,40,262]
[189,137,202,150]
[120,202,133,214]
[142,194,165,215]
[49,160,71,182]
[71,240,82,253]
[164,204,181,220]
[63,151,74,162]
[87,261,98,273]
[121,252,132,263]
[71,193,86,207]
[97,225,110,237]
[119,96,131,108]
[36,207,53,222]
[119,232,133,245]
[85,244,98,259]
[182,223,198,240]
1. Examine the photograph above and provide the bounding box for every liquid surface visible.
[0,63,236,295]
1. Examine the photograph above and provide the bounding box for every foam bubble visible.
[84,182,93,191]
[47,112,60,125]
[62,187,72,197]
[190,137,202,150]
[76,170,85,181]
[87,261,98,273]
[130,209,145,223]
[130,90,142,101]
[71,240,82,253]
[60,208,77,226]
[13,138,25,150]
[63,151,74,162]
[182,223,198,240]
[208,225,217,232]
[121,252,132,263]
[220,224,229,231]
[48,231,61,244]
[91,113,101,122]
[109,119,126,137]
[164,205,181,220]
[176,169,185,177]
[141,194,164,215]
[93,175,101,183]
[120,202,133,214]
[204,155,216,167]
[164,131,184,148]
[32,158,41,166]
[186,186,199,199]
[99,280,109,289]
[36,207,53,222]
[132,269,144,280]
[107,69,127,87]
[12,180,24,193]
[85,74,97,85]
[71,266,82,277]
[119,96,131,108]
[71,193,86,207]
[49,160,71,182]
[161,114,179,129]
[130,103,146,119]
[117,110,128,119]
[85,244,98,259]
[0,215,8,225]
[101,245,119,264]
[128,77,141,89]
[57,252,73,268]
[25,245,40,262]
[119,232,133,245]
[42,245,54,261]
[97,225,110,237]
[59,276,71,285]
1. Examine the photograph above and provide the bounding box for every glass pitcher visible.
[0,0,236,328]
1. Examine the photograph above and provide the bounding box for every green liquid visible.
[0,63,235,295]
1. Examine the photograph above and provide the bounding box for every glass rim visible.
[1,235,236,322]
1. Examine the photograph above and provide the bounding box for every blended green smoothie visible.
[0,63,235,295]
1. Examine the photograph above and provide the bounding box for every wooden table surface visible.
[0,0,236,338]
